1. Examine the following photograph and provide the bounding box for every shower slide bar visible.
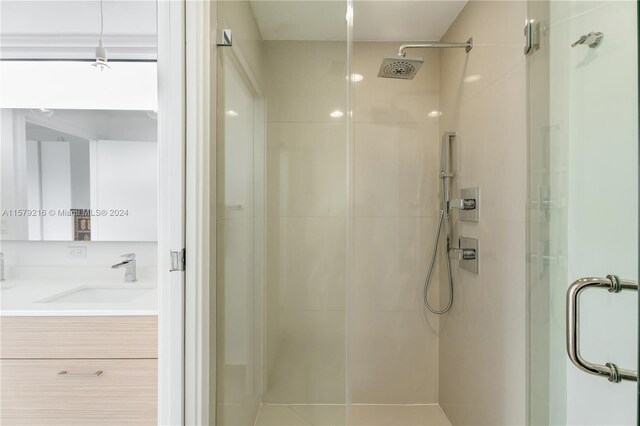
[566,275,638,383]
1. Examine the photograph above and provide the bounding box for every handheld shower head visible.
[377,55,424,80]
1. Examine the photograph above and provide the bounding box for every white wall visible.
[0,62,157,111]
[0,1,156,38]
[70,141,91,209]
[0,240,157,281]
[25,140,42,239]
[40,141,72,240]
[91,140,158,242]
[0,110,28,240]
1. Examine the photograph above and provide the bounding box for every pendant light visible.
[29,108,54,117]
[92,0,109,70]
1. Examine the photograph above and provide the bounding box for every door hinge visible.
[524,20,540,55]
[216,29,232,47]
[170,249,186,272]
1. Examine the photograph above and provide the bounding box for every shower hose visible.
[423,179,454,315]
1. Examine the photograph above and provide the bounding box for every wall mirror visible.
[0,108,158,242]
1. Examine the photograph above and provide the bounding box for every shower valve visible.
[449,198,476,211]
[450,237,479,274]
[449,248,477,261]
[454,187,480,222]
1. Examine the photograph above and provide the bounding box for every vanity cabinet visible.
[0,316,157,425]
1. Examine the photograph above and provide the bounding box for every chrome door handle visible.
[566,275,638,383]
[58,370,103,377]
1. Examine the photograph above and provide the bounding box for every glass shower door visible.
[215,26,266,426]
[527,1,638,425]
[213,2,350,425]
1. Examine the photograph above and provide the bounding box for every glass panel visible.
[527,1,638,424]
[215,52,264,426]
[214,2,350,425]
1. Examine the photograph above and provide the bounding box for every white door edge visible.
[185,0,212,425]
[158,1,186,425]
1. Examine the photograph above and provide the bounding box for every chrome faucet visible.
[0,252,5,281]
[111,253,137,282]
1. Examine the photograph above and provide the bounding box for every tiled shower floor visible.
[254,404,451,426]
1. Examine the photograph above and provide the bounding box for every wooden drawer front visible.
[0,316,157,359]
[1,359,157,425]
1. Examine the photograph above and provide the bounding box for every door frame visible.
[157,0,189,424]
[158,1,212,424]
[184,0,212,425]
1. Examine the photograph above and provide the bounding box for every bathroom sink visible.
[38,285,155,304]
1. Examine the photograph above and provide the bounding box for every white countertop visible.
[0,279,158,316]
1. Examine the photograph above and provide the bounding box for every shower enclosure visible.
[212,0,638,425]
[527,1,638,425]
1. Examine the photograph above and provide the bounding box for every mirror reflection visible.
[1,109,158,242]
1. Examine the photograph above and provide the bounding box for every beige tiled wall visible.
[437,1,527,425]
[264,40,348,405]
[350,42,441,404]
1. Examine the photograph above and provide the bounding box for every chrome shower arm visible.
[398,38,473,56]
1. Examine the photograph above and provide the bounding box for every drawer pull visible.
[58,370,103,377]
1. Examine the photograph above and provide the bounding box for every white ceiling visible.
[354,1,467,41]
[0,0,157,59]
[0,0,156,37]
[249,0,467,42]
[250,1,348,41]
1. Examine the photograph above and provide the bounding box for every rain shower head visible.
[377,55,424,80]
[377,38,473,80]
